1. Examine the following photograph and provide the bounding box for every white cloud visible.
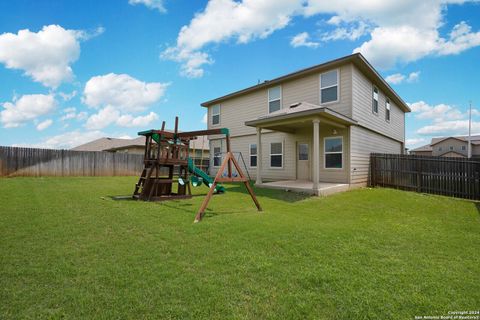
[128,0,166,13]
[290,32,319,48]
[85,107,159,130]
[405,137,427,147]
[17,130,106,149]
[409,101,464,122]
[0,94,57,128]
[161,0,302,77]
[202,112,208,124]
[116,112,159,127]
[82,73,168,112]
[85,106,120,130]
[60,107,88,121]
[36,119,53,131]
[0,25,103,88]
[385,71,420,84]
[82,73,167,130]
[59,90,77,101]
[409,100,480,136]
[417,120,480,136]
[163,1,480,76]
[321,20,370,42]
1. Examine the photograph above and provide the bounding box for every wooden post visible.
[256,127,262,185]
[226,135,232,178]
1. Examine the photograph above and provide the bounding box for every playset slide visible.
[187,158,226,193]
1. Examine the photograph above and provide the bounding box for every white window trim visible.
[372,86,379,115]
[269,141,284,169]
[319,69,339,105]
[213,146,222,167]
[324,136,343,170]
[385,98,391,122]
[267,86,282,114]
[211,105,221,126]
[249,143,257,168]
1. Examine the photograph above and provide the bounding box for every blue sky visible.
[0,0,479,149]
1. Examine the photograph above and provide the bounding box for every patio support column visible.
[312,119,320,193]
[256,127,262,185]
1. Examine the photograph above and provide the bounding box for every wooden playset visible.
[132,117,262,222]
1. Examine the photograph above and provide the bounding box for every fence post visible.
[417,158,422,193]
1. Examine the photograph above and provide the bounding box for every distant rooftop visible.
[72,135,209,152]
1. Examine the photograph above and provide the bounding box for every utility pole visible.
[468,101,472,158]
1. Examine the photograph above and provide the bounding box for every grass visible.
[0,177,479,319]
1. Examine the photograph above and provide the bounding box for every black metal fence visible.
[370,153,480,200]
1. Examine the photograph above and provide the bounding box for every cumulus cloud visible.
[385,71,420,85]
[0,94,57,128]
[116,112,159,127]
[161,0,301,78]
[82,73,167,130]
[36,119,53,131]
[290,32,319,48]
[0,25,103,88]
[163,0,480,76]
[202,112,208,124]
[409,100,480,136]
[128,0,166,13]
[82,73,168,112]
[409,101,464,122]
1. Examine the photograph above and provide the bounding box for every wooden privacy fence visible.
[0,146,144,177]
[370,153,480,200]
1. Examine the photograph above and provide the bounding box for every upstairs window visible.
[372,86,379,114]
[213,147,221,167]
[324,137,343,169]
[462,145,466,151]
[268,86,282,113]
[211,105,220,125]
[320,70,338,104]
[270,142,283,168]
[449,146,454,151]
[438,147,443,152]
[385,98,391,121]
[250,144,257,167]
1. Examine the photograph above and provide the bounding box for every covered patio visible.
[245,102,357,195]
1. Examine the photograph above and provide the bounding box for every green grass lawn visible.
[0,177,479,319]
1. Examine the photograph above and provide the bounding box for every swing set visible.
[133,116,262,222]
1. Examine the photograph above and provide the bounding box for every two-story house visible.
[201,53,411,195]
[410,135,480,158]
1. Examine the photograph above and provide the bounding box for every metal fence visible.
[370,153,480,200]
[0,146,144,177]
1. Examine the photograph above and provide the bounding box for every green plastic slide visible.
[187,158,225,193]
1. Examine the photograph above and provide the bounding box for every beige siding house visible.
[202,53,410,194]
[410,135,480,158]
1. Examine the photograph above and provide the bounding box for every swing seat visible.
[178,177,185,186]
[190,176,203,187]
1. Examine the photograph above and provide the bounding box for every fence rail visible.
[370,153,480,200]
[0,146,144,177]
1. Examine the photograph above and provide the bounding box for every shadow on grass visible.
[225,183,311,203]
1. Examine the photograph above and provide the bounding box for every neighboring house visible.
[410,135,480,158]
[201,53,410,194]
[73,135,210,169]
